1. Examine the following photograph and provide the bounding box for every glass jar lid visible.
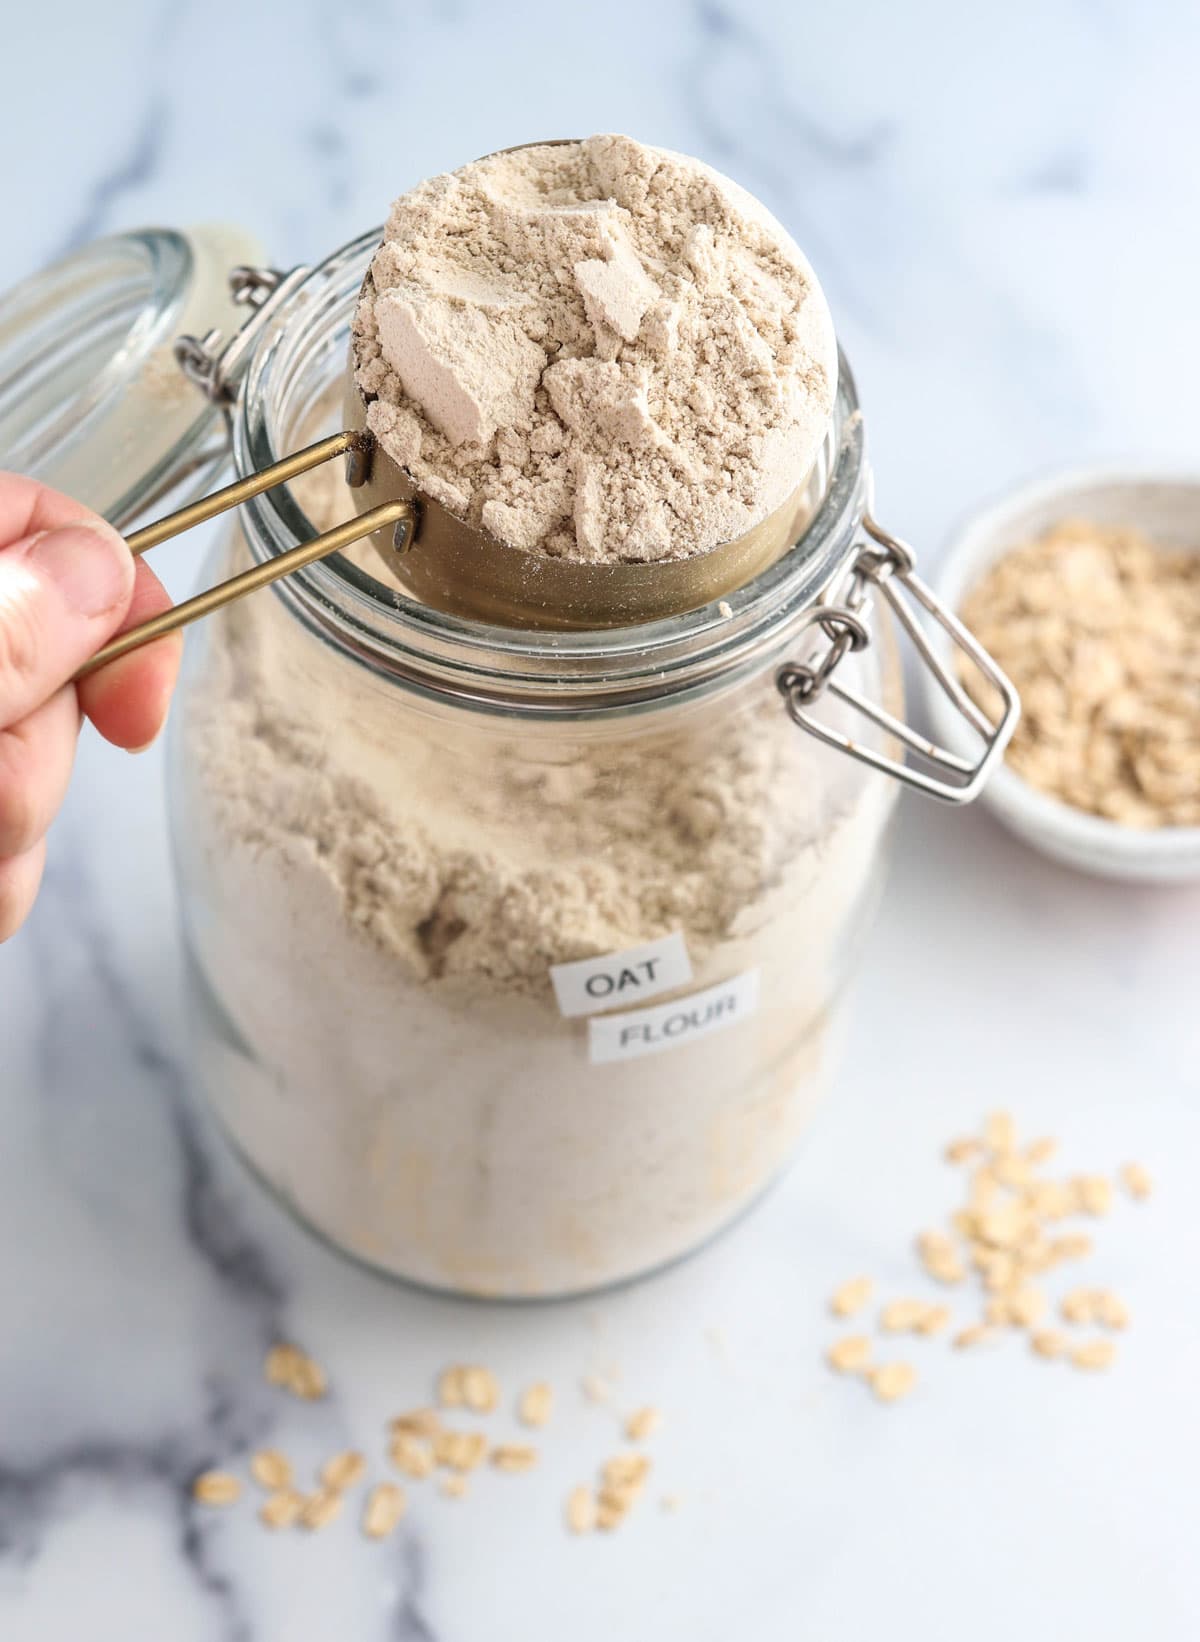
[0,223,263,528]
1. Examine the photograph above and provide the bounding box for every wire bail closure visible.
[777,515,1020,803]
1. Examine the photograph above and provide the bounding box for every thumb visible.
[0,517,134,730]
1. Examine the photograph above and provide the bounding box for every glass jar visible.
[0,224,1015,1299]
[165,231,905,1298]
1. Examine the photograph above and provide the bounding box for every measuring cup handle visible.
[75,434,415,679]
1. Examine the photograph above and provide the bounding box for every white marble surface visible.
[2,2,1199,1637]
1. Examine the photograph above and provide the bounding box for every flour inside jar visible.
[174,137,895,1297]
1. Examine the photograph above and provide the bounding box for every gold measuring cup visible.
[81,137,830,674]
[81,354,826,675]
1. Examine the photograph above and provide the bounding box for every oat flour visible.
[354,135,836,563]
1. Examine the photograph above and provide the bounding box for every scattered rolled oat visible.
[944,1137,982,1165]
[1120,1162,1152,1201]
[264,1343,298,1386]
[192,1470,242,1507]
[390,1408,440,1438]
[1096,1291,1130,1331]
[624,1406,663,1442]
[264,1342,327,1401]
[1075,1176,1114,1217]
[914,1305,951,1337]
[437,1365,465,1408]
[440,1474,469,1500]
[437,1363,498,1411]
[602,1452,652,1492]
[827,1335,872,1374]
[953,1324,996,1350]
[491,1444,538,1473]
[923,1249,966,1285]
[880,1299,927,1333]
[1030,1330,1067,1361]
[993,1153,1031,1189]
[581,1374,613,1404]
[1025,1137,1058,1166]
[1049,1233,1093,1262]
[868,1363,917,1404]
[259,1488,305,1530]
[300,1489,344,1531]
[1005,1285,1047,1329]
[433,1428,489,1473]
[825,1112,1147,1403]
[518,1382,554,1428]
[984,1111,1016,1154]
[1070,1339,1117,1372]
[830,1276,874,1318]
[1061,1288,1098,1325]
[250,1448,292,1491]
[566,1485,596,1535]
[320,1450,367,1493]
[462,1366,501,1413]
[389,1432,436,1479]
[362,1482,407,1540]
[590,1452,652,1531]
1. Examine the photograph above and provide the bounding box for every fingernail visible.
[28,521,132,618]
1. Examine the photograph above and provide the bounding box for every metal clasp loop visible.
[777,514,1020,803]
[174,263,313,404]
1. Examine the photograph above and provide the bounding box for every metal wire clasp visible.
[777,515,1020,803]
[175,263,312,403]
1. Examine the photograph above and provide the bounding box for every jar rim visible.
[234,228,870,712]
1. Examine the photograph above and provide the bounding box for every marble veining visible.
[2,1,1199,1637]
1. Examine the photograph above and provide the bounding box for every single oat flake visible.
[362,1482,407,1540]
[192,1470,242,1507]
[259,1487,305,1530]
[624,1406,663,1442]
[433,1429,489,1473]
[953,1324,996,1350]
[321,1450,367,1493]
[264,1342,327,1401]
[1120,1162,1153,1201]
[880,1299,927,1333]
[250,1448,292,1491]
[300,1489,344,1531]
[827,1335,872,1374]
[868,1363,917,1404]
[391,1407,441,1438]
[518,1382,554,1428]
[1070,1339,1117,1372]
[389,1432,436,1479]
[462,1366,501,1413]
[491,1444,538,1474]
[830,1276,874,1318]
[566,1485,597,1534]
[1031,1330,1068,1361]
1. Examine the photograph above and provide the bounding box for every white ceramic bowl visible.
[926,469,1200,883]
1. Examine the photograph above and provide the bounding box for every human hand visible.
[0,473,181,939]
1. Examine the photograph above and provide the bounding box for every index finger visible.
[0,471,109,543]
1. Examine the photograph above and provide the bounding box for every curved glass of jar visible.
[167,232,902,1298]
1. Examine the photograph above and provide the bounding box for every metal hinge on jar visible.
[174,263,313,404]
[777,516,1020,802]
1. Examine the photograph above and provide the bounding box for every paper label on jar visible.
[587,969,760,1064]
[551,931,693,1019]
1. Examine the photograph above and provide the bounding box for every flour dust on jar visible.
[0,136,1016,1297]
